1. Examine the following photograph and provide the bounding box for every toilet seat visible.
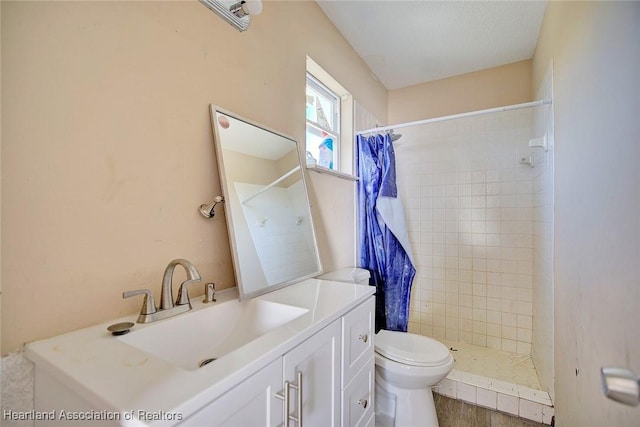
[375,330,452,367]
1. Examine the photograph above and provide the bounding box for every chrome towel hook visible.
[199,195,224,218]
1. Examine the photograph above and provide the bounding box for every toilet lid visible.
[375,330,452,367]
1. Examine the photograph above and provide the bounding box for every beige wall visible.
[388,59,532,123]
[533,2,640,424]
[223,151,282,186]
[1,1,387,354]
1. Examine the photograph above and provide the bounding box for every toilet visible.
[317,268,454,427]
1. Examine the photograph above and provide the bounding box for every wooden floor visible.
[434,394,549,427]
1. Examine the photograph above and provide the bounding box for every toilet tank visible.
[317,268,371,285]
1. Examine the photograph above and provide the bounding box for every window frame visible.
[305,56,356,179]
[306,73,341,170]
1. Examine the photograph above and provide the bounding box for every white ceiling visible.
[316,0,547,90]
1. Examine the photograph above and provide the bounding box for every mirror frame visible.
[210,105,323,300]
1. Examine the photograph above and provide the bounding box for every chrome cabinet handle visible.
[275,380,291,427]
[358,334,368,343]
[289,371,303,426]
[296,371,303,426]
[275,371,303,426]
[358,398,368,409]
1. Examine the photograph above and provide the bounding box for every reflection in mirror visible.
[210,106,323,299]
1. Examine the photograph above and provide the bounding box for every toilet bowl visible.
[317,268,454,427]
[374,329,454,427]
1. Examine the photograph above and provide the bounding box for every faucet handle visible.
[203,282,217,303]
[123,289,157,315]
[175,278,202,306]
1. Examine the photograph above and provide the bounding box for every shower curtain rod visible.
[356,99,552,136]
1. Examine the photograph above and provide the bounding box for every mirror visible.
[210,106,323,299]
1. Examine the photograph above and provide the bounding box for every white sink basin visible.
[118,298,308,370]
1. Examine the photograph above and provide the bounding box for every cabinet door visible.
[180,358,283,427]
[283,319,341,427]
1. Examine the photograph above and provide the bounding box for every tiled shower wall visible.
[395,109,538,354]
[531,64,555,401]
[236,181,319,286]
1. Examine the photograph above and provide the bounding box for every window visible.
[305,56,355,180]
[306,74,340,170]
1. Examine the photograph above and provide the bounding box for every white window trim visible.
[306,56,356,178]
[306,73,341,170]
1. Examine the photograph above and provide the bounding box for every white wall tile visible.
[501,339,517,353]
[486,336,502,350]
[490,379,518,395]
[477,388,497,409]
[518,387,552,406]
[517,341,532,355]
[472,334,487,347]
[407,322,420,334]
[497,393,519,415]
[467,373,491,388]
[438,378,457,398]
[519,399,543,422]
[395,110,535,348]
[542,405,554,425]
[457,383,477,404]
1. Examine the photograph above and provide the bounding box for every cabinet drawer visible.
[341,355,375,427]
[342,296,375,385]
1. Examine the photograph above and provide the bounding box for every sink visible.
[118,298,308,370]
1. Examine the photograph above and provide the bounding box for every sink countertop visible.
[25,279,375,426]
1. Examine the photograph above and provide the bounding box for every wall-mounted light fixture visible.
[199,196,225,219]
[199,0,263,32]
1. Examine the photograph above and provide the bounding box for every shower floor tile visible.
[435,340,553,424]
[442,339,542,390]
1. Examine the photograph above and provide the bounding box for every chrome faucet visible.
[123,258,202,323]
[161,258,202,309]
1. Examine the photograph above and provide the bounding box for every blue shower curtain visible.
[357,133,416,332]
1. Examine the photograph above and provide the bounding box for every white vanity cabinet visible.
[179,320,340,427]
[180,358,283,426]
[27,282,376,427]
[181,296,374,427]
[180,320,340,427]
